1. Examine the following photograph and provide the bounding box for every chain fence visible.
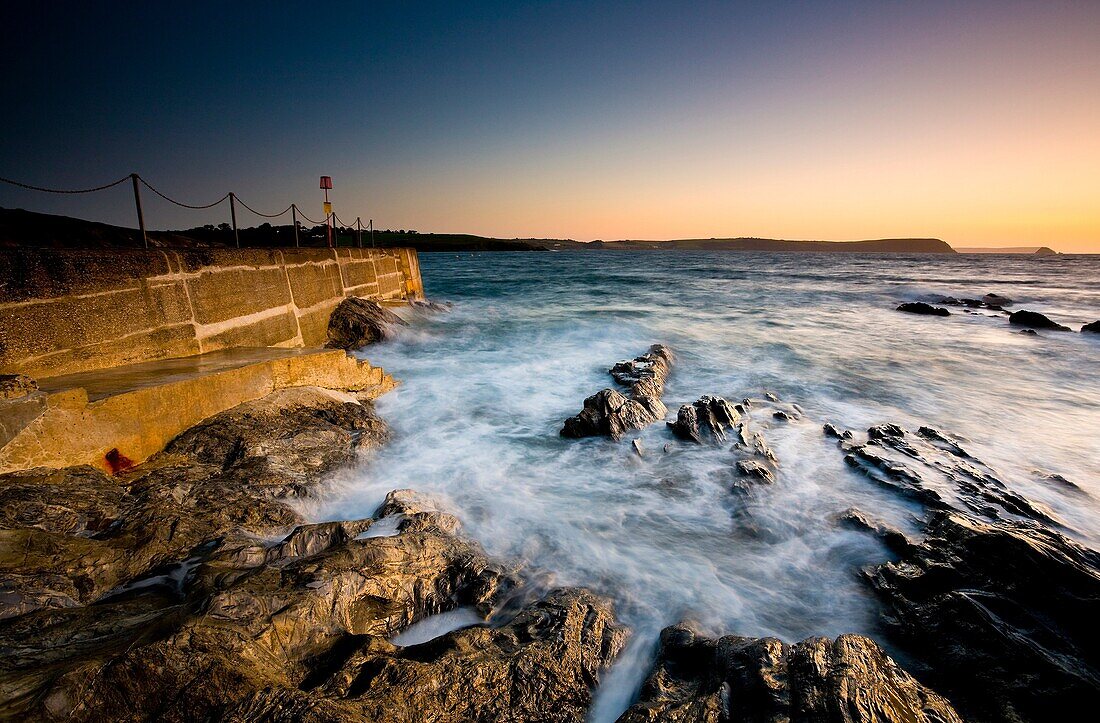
[0,172,376,250]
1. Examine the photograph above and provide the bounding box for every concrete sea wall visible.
[0,247,424,379]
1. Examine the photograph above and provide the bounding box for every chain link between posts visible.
[0,172,374,248]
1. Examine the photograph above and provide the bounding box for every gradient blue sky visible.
[2,1,1098,250]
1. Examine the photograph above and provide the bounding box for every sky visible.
[1,1,1098,251]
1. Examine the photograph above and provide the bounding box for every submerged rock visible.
[619,623,962,723]
[864,510,1100,723]
[667,396,741,444]
[562,345,674,440]
[983,293,1013,307]
[326,296,408,349]
[897,302,950,317]
[1008,309,1071,331]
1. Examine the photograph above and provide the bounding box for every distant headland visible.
[0,207,1057,255]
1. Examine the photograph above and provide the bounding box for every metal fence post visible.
[229,193,239,248]
[357,217,362,248]
[370,218,375,248]
[292,204,300,247]
[131,174,148,249]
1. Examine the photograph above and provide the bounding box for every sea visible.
[311,251,1100,721]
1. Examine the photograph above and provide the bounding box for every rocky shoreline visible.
[1,311,1098,722]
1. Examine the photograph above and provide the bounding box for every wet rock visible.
[562,388,654,440]
[562,345,673,440]
[619,622,962,723]
[1008,309,1070,331]
[735,459,775,484]
[1082,320,1100,333]
[734,422,778,463]
[0,480,626,723]
[835,507,913,556]
[845,424,1058,525]
[983,293,1013,307]
[0,388,390,621]
[864,510,1100,723]
[897,302,950,317]
[319,588,628,722]
[667,396,741,444]
[632,439,645,457]
[822,423,853,440]
[167,386,389,480]
[0,373,37,400]
[609,344,674,399]
[772,410,795,421]
[326,296,408,349]
[764,392,780,402]
[1019,328,1038,335]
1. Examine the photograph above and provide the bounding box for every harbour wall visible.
[0,247,423,379]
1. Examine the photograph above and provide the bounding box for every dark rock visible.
[1082,320,1100,333]
[867,423,905,440]
[1019,329,1038,335]
[822,423,852,440]
[835,507,913,555]
[897,302,950,317]
[326,297,408,349]
[983,293,1013,307]
[0,373,37,400]
[772,410,794,421]
[864,510,1100,722]
[619,622,962,723]
[735,459,775,484]
[562,345,673,440]
[667,395,741,444]
[764,392,780,402]
[845,423,1058,525]
[1009,309,1071,331]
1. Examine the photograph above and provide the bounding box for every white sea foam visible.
[311,252,1100,721]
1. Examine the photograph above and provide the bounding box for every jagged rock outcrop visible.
[863,510,1100,723]
[841,423,1058,525]
[896,302,950,317]
[667,396,741,444]
[618,622,962,723]
[1082,320,1100,333]
[1008,309,1070,331]
[562,345,673,440]
[326,296,408,349]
